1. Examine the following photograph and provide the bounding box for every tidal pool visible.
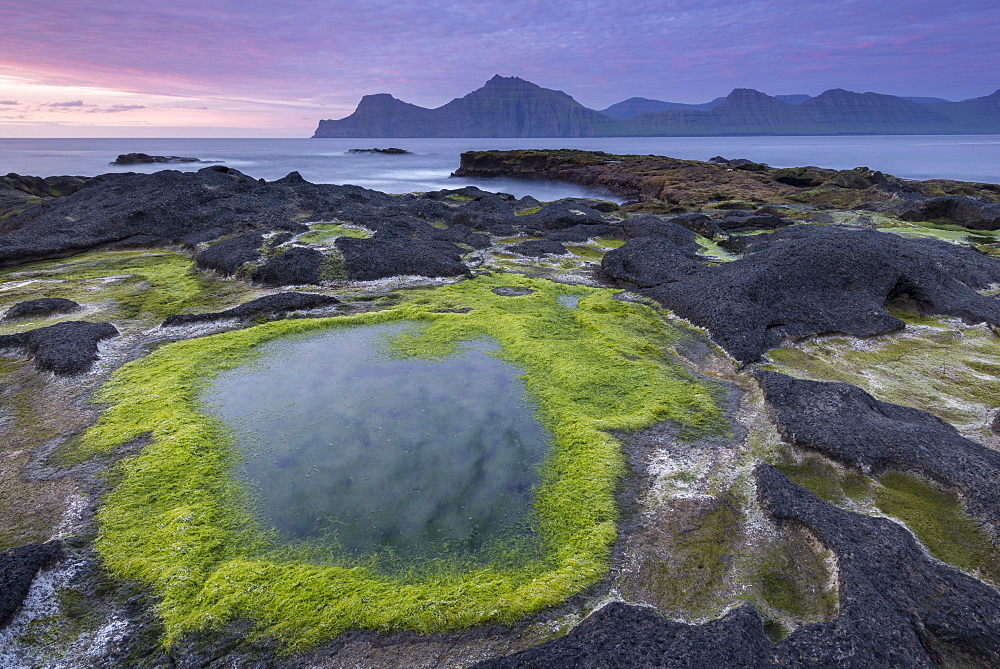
[202,321,551,563]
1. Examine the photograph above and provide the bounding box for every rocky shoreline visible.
[0,153,998,667]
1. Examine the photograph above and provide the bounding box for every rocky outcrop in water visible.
[0,321,118,374]
[0,541,62,629]
[603,225,1000,362]
[756,371,1000,529]
[111,153,202,165]
[480,465,1000,667]
[161,293,340,326]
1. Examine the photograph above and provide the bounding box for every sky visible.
[0,0,997,137]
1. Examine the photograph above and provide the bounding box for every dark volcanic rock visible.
[112,153,201,165]
[481,467,1000,667]
[757,371,1000,528]
[2,173,87,199]
[0,541,62,629]
[517,201,605,231]
[716,212,791,231]
[335,234,470,281]
[250,247,327,286]
[599,235,703,288]
[2,297,81,321]
[346,147,412,154]
[603,225,1000,362]
[664,212,724,238]
[756,464,1000,667]
[0,167,392,267]
[621,216,700,247]
[0,321,118,375]
[195,231,266,275]
[545,223,615,242]
[476,602,773,669]
[162,293,339,326]
[508,239,569,256]
[892,195,1000,230]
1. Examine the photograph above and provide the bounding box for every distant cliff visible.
[314,76,1000,138]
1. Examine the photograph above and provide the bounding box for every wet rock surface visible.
[0,321,119,374]
[604,225,1000,362]
[508,239,569,257]
[757,371,1000,528]
[161,293,340,326]
[335,233,471,281]
[481,466,1000,667]
[2,297,81,321]
[0,541,62,629]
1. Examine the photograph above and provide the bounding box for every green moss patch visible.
[0,250,248,323]
[298,224,371,243]
[875,471,1000,585]
[81,273,723,649]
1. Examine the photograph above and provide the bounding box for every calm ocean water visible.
[3,136,999,201]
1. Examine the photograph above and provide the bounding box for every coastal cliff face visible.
[314,75,613,138]
[314,77,1000,137]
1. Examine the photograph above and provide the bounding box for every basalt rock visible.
[0,541,63,629]
[161,293,340,326]
[890,195,1000,230]
[2,297,81,321]
[335,234,470,281]
[508,239,569,257]
[0,321,119,375]
[620,216,697,244]
[111,153,202,165]
[195,231,267,276]
[517,202,606,231]
[250,247,327,286]
[756,371,1000,529]
[603,225,1000,362]
[545,223,616,242]
[716,212,791,232]
[346,148,413,154]
[0,167,392,267]
[481,467,1000,667]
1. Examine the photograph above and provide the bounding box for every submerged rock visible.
[0,541,62,629]
[161,293,339,326]
[2,297,81,321]
[604,225,1000,362]
[757,371,1000,528]
[0,321,119,374]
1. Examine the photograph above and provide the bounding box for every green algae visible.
[764,316,1000,440]
[875,471,1000,586]
[79,273,724,648]
[0,250,247,323]
[299,224,371,243]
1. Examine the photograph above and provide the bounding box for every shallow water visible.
[202,322,551,563]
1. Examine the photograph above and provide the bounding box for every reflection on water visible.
[202,322,550,562]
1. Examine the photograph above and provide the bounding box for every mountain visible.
[313,77,1000,138]
[315,75,615,138]
[598,97,724,117]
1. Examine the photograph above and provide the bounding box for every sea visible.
[3,135,999,202]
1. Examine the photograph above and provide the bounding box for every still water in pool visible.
[201,322,551,563]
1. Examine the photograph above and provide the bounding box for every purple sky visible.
[1,0,997,137]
